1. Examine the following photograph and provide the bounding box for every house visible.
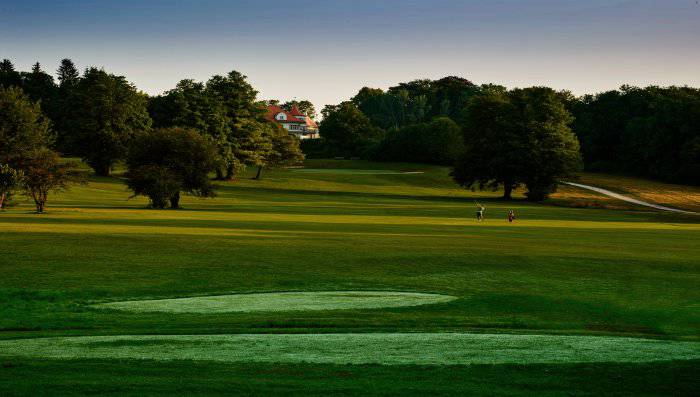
[266,105,319,139]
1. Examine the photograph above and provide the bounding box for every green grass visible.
[1,333,698,365]
[0,159,698,395]
[90,291,457,313]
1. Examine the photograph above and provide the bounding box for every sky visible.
[1,0,699,110]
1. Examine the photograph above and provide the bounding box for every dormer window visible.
[275,113,287,121]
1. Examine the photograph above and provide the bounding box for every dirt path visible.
[561,182,698,214]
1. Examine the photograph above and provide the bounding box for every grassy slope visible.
[551,172,700,212]
[0,159,698,395]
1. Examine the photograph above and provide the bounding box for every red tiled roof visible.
[267,104,318,129]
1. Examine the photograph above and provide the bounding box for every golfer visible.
[508,209,515,223]
[476,203,485,222]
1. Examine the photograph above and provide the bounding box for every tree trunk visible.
[225,164,236,181]
[35,200,44,213]
[94,163,111,177]
[503,184,513,200]
[215,168,225,180]
[169,192,181,209]
[0,192,5,209]
[254,166,263,180]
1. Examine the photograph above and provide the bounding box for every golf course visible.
[1,159,698,396]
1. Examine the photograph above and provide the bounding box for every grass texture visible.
[291,168,425,175]
[2,333,698,365]
[91,291,457,313]
[0,159,698,395]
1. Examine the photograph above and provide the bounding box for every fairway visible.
[291,168,424,175]
[1,333,698,365]
[91,291,457,313]
[1,159,698,395]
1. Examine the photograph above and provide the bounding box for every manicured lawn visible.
[1,159,698,395]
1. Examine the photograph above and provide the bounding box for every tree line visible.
[314,77,700,199]
[0,59,303,211]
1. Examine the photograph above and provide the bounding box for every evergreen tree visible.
[66,68,151,176]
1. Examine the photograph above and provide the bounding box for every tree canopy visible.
[126,127,219,209]
[319,102,384,158]
[66,67,152,176]
[571,86,700,185]
[452,87,581,200]
[0,86,53,165]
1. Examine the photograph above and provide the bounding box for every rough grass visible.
[2,333,698,365]
[551,172,700,212]
[91,291,457,313]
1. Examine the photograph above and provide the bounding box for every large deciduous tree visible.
[510,87,582,200]
[67,67,151,176]
[452,86,581,201]
[126,127,219,209]
[451,86,523,199]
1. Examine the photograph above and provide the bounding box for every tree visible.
[0,86,53,166]
[254,122,304,179]
[0,59,22,88]
[509,87,582,200]
[148,79,231,178]
[319,101,384,157]
[20,62,58,121]
[451,87,523,199]
[54,59,81,153]
[0,164,25,209]
[126,127,219,209]
[21,148,81,213]
[281,100,316,119]
[66,68,151,176]
[56,59,79,88]
[452,86,581,201]
[205,71,270,180]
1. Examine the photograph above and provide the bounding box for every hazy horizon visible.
[2,0,699,110]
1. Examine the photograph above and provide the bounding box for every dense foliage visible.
[571,86,700,185]
[319,102,384,158]
[3,57,699,190]
[451,87,581,200]
[65,68,152,176]
[0,163,24,209]
[126,127,219,209]
[0,86,53,165]
[376,117,463,165]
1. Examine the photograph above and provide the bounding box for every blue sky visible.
[1,0,699,109]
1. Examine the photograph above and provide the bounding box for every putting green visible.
[1,333,697,365]
[91,291,457,313]
[291,168,424,175]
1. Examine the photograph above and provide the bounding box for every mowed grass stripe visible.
[291,168,425,175]
[1,333,698,365]
[91,291,458,313]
